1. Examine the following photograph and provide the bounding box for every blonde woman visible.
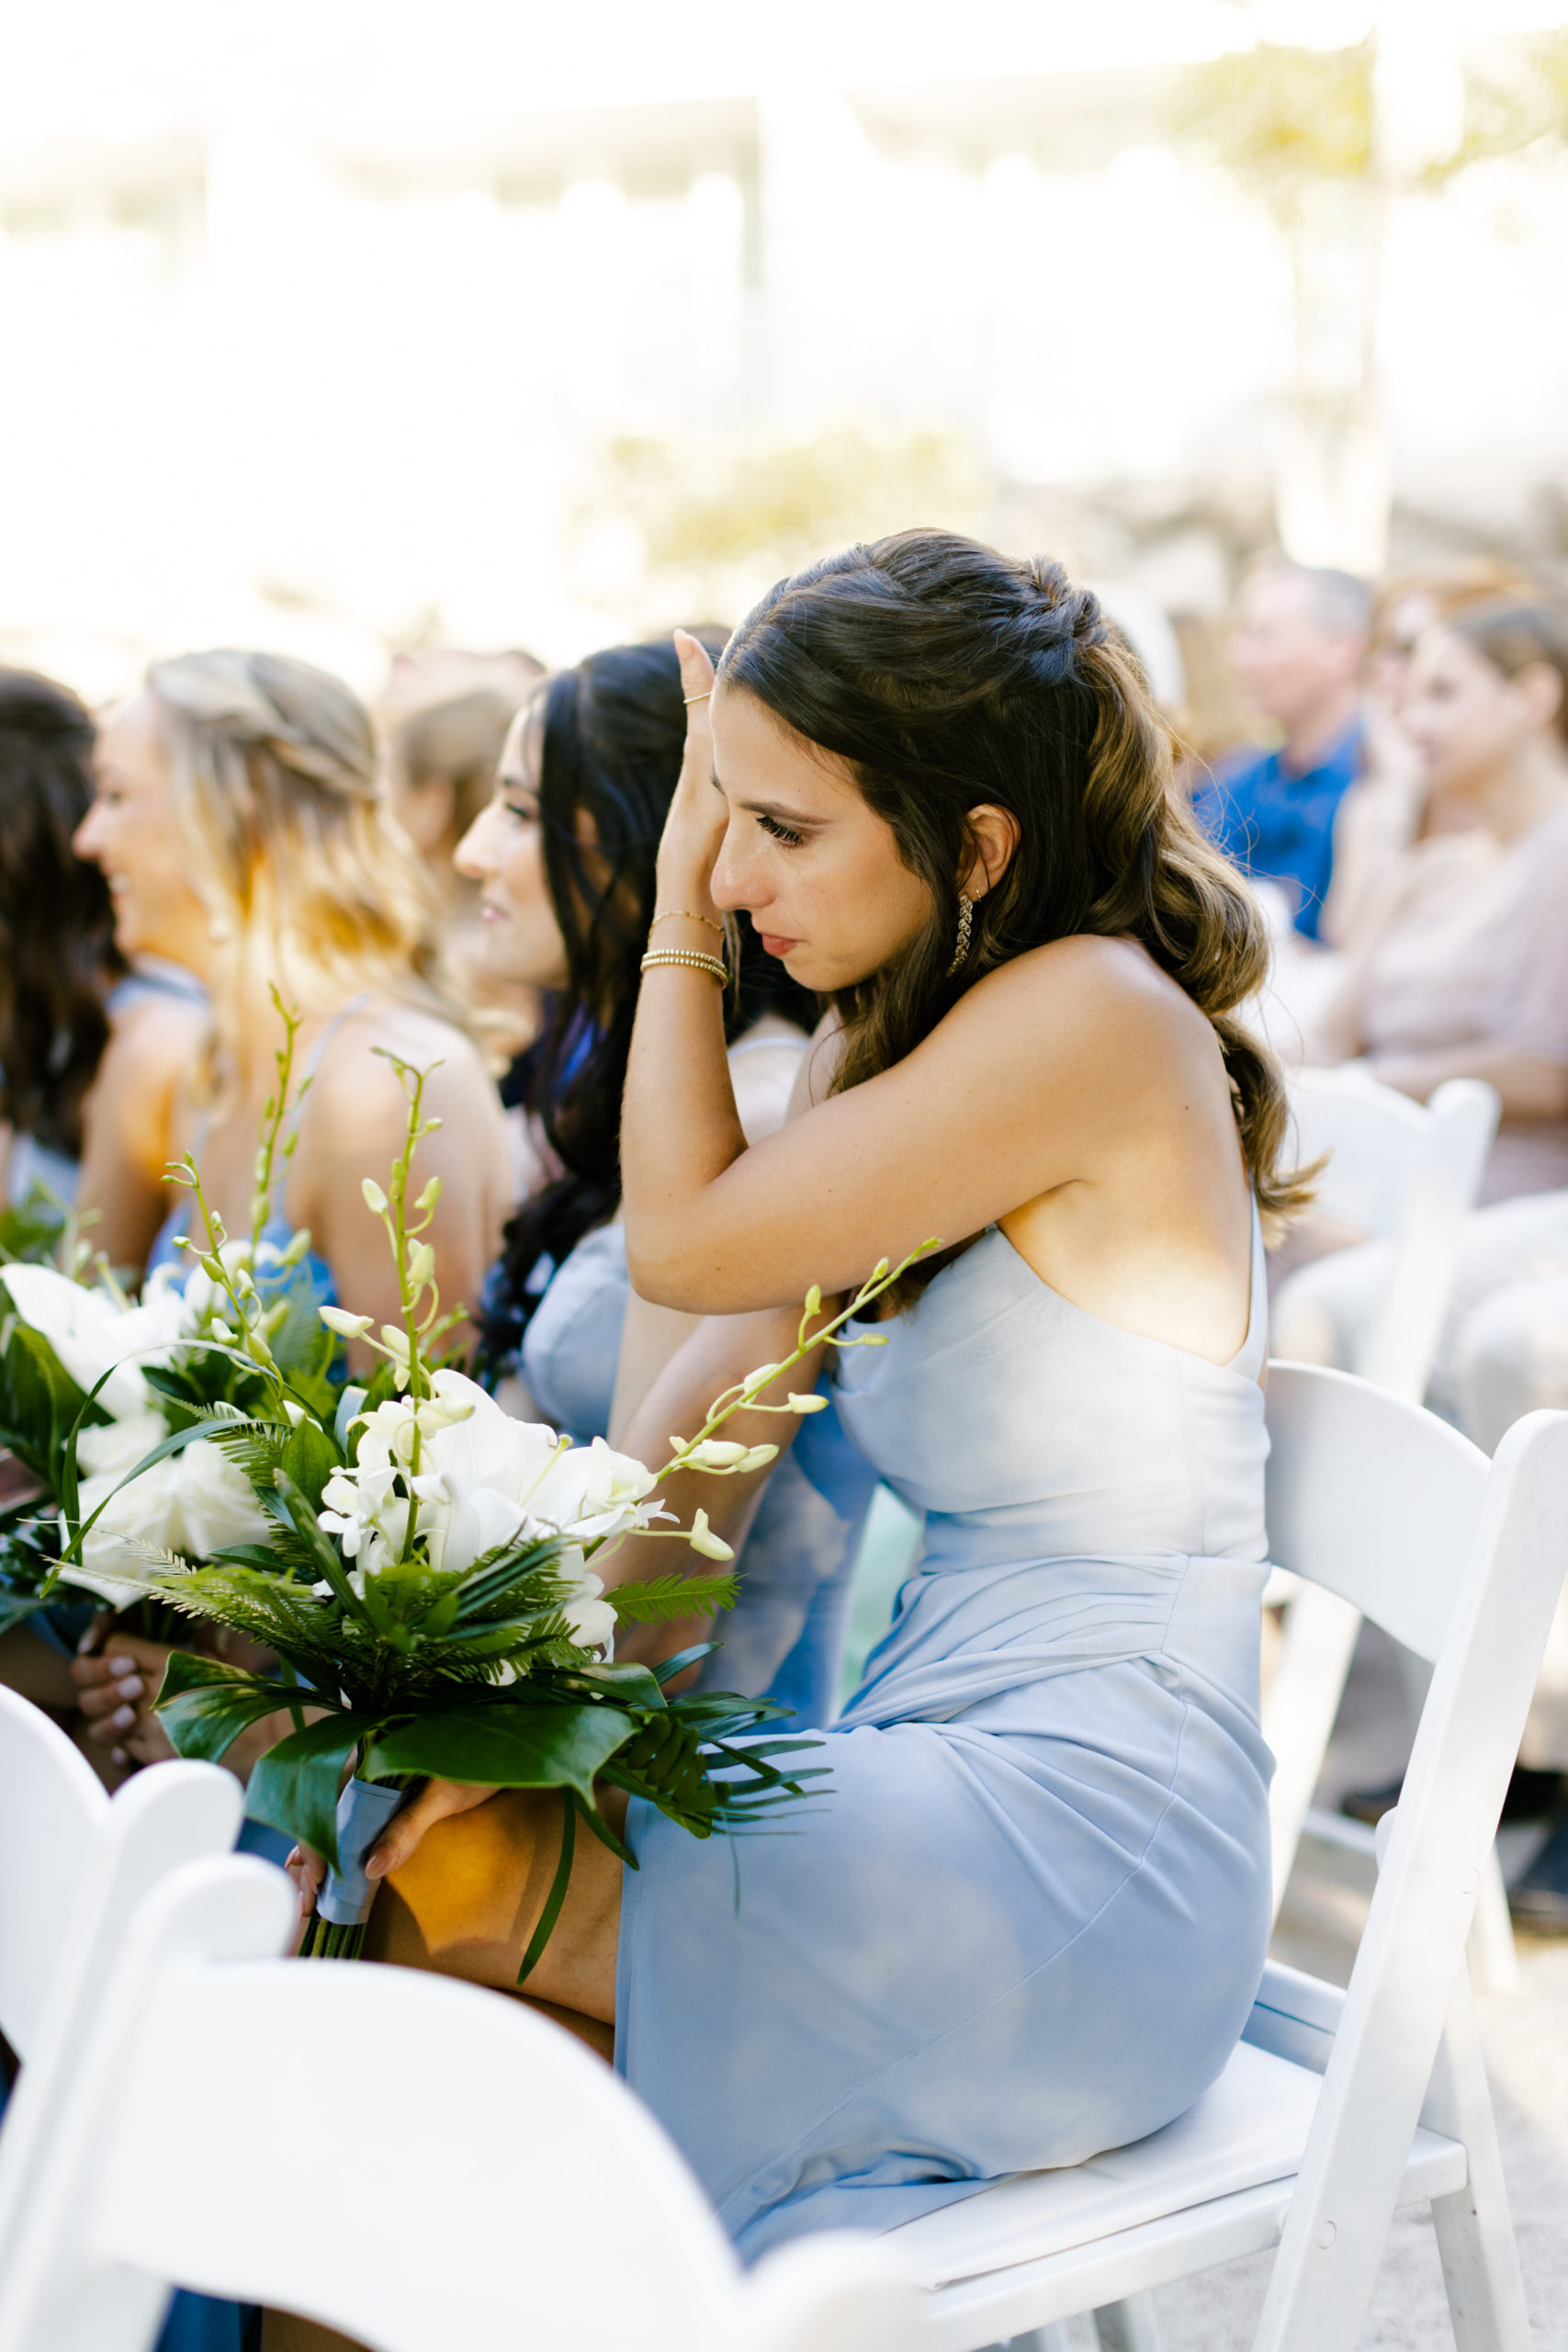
[67,650,512,1792]
[74,649,511,1335]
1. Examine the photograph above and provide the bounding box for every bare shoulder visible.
[955,934,1210,1069]
[313,1000,496,1109]
[102,989,207,1079]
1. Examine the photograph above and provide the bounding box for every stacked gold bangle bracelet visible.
[640,907,728,985]
[640,947,728,983]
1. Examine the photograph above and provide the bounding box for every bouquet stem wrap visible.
[309,1776,408,1947]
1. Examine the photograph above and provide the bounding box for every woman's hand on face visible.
[656,633,726,919]
[71,1634,177,1766]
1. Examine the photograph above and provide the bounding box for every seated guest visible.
[1307,598,1568,1203]
[456,635,874,1722]
[291,535,1302,2307]
[1322,560,1537,951]
[1192,557,1371,940]
[384,683,535,1051]
[0,670,122,1210]
[74,649,513,1340]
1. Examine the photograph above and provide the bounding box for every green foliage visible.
[581,424,989,627]
[1170,41,1373,224]
[0,1188,71,1268]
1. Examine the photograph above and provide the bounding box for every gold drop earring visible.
[946,892,974,978]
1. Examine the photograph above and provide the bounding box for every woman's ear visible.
[1514,661,1563,741]
[962,804,1021,901]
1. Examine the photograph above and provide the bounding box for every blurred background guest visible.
[1192,557,1371,942]
[384,681,540,1054]
[0,671,122,1211]
[1321,560,1537,951]
[74,650,512,1338]
[1305,598,1568,1204]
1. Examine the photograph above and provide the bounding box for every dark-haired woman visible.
[453,636,877,1722]
[348,537,1293,2267]
[0,670,123,1209]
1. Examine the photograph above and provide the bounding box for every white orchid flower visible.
[60,1423,270,1604]
[314,1369,661,1593]
[2,1261,194,1420]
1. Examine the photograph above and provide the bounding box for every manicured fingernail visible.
[118,1677,143,1700]
[365,1849,388,1879]
[110,1747,127,1766]
[107,1655,134,1675]
[112,1705,135,1731]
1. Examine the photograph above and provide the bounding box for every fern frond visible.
[608,1571,739,1626]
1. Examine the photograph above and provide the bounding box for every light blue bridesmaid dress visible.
[521,1222,878,1729]
[615,1207,1275,2258]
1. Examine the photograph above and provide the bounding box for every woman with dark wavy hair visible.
[0,670,121,1206]
[344,535,1302,2275]
[454,634,876,1724]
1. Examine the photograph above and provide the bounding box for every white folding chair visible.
[881,1369,1567,2352]
[0,1850,916,2352]
[0,1688,242,2276]
[1266,1069,1508,1978]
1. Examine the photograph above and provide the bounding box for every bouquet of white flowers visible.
[65,1057,928,1966]
[0,1007,336,1642]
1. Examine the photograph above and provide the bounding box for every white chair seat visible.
[894,2045,1465,2349]
[891,2044,1325,2292]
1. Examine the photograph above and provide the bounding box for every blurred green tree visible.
[574,424,989,631]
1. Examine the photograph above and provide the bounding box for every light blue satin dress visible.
[615,1209,1275,2257]
[522,1222,878,1729]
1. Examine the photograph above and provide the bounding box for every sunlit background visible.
[3,0,1568,705]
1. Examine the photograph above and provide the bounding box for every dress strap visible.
[1232,1195,1269,1380]
[291,990,381,1115]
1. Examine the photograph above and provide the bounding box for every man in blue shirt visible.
[1192,560,1371,941]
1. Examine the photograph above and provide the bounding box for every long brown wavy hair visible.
[719,532,1310,1292]
[0,670,121,1160]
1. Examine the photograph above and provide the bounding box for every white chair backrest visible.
[0,1697,241,2287]
[0,1856,914,2352]
[1288,1069,1496,1400]
[1264,1362,1488,1665]
[0,1685,106,2057]
[1254,1369,1568,2346]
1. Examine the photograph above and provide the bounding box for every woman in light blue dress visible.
[456,636,877,1725]
[358,533,1308,2268]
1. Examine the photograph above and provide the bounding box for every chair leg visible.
[1464,1847,1519,1997]
[1093,2291,1164,2351]
[1422,1969,1532,2352]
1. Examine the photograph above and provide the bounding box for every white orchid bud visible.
[736,1444,778,1473]
[406,1240,435,1290]
[804,1283,822,1317]
[279,1227,312,1269]
[686,1509,734,1562]
[361,1178,389,1215]
[684,1439,750,1470]
[379,1325,411,1359]
[788,1392,828,1414]
[320,1307,373,1340]
[415,1177,442,1212]
[741,1362,781,1393]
